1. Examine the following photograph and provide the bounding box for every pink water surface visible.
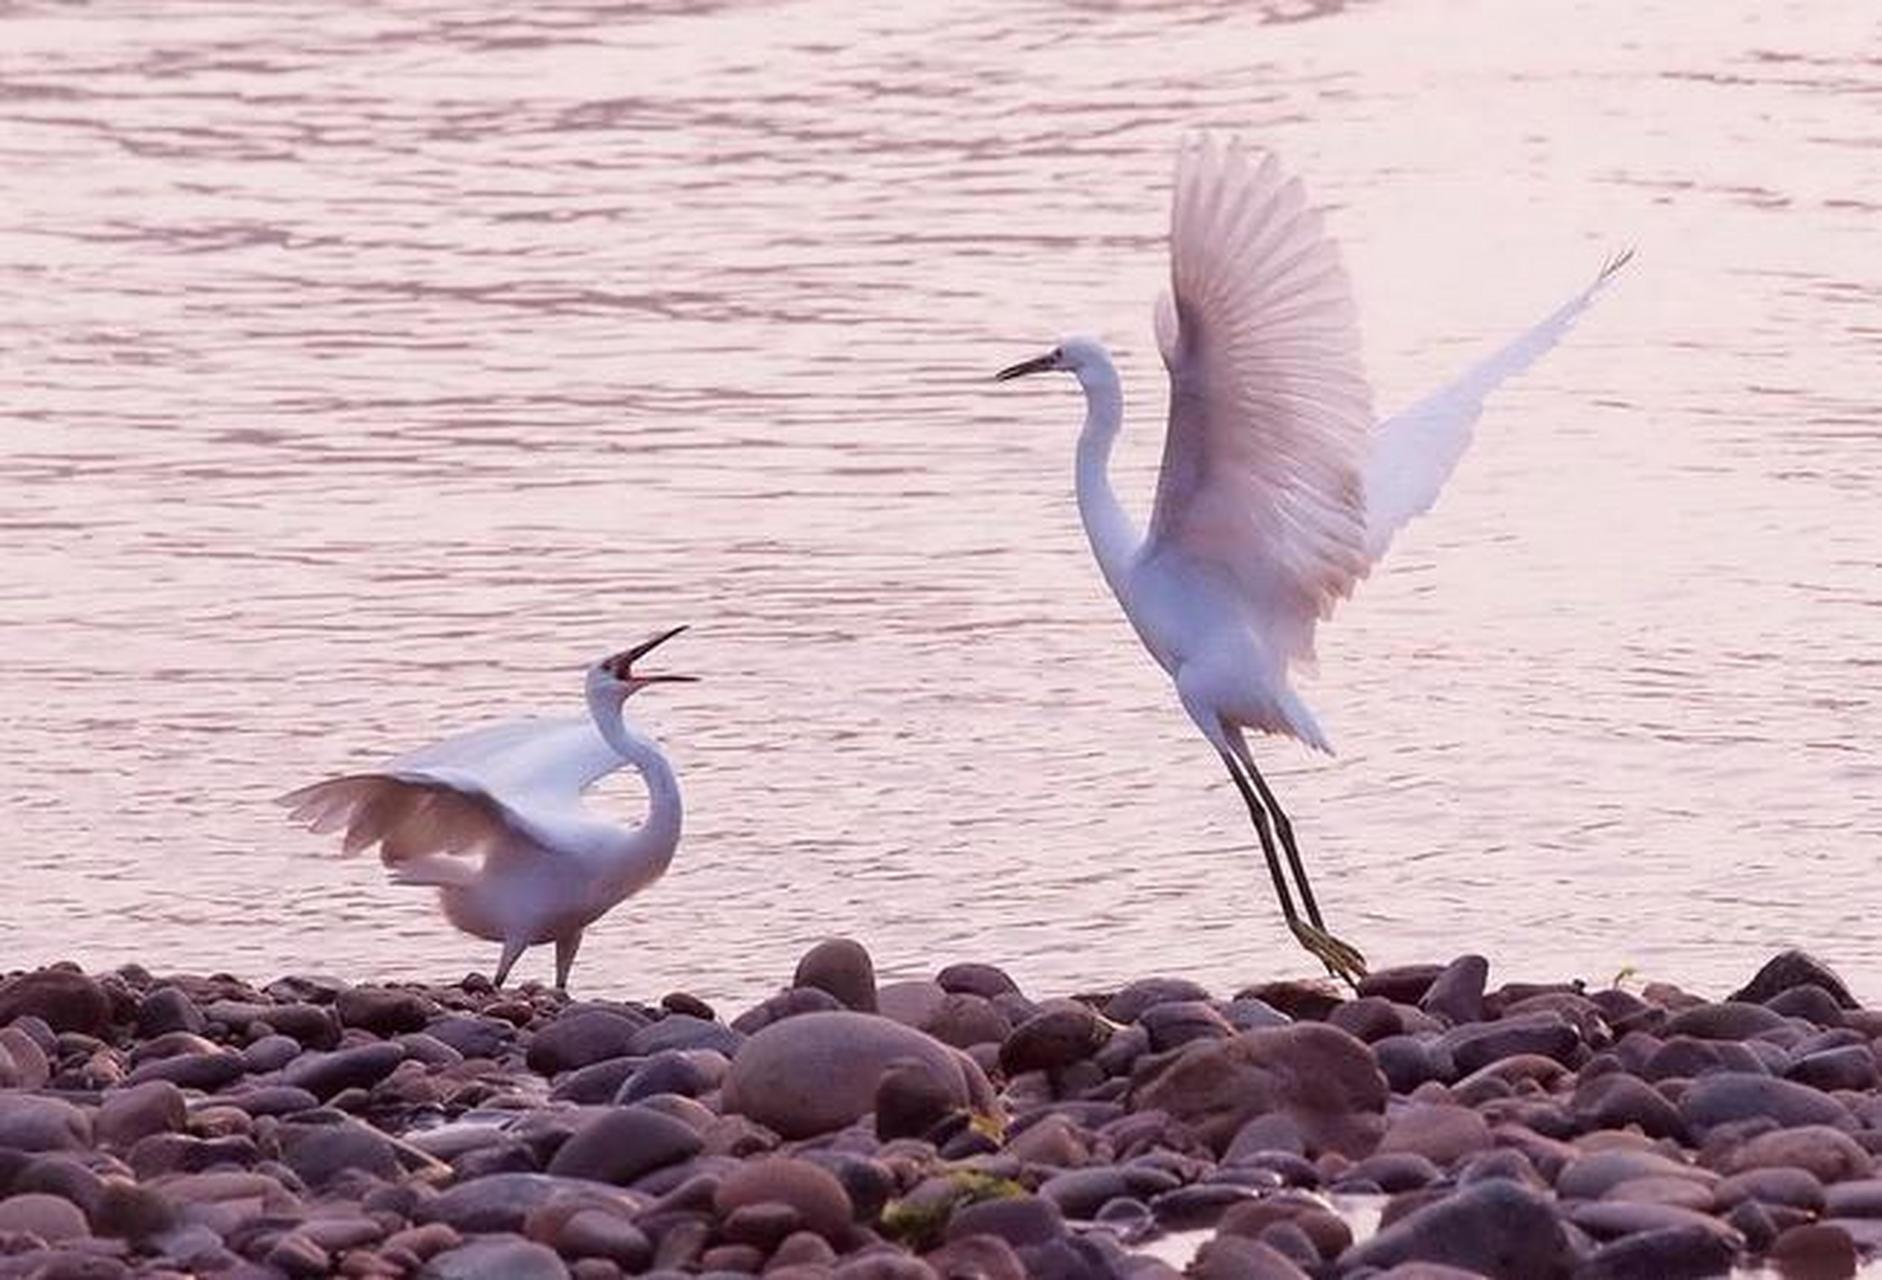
[3,0,1878,1004]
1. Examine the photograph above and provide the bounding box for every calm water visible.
[4,0,1878,1007]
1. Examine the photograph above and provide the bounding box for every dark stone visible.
[1340,1181,1573,1278]
[875,1058,959,1141]
[1374,1035,1455,1092]
[1571,1072,1687,1140]
[936,963,1021,999]
[1573,1223,1738,1280]
[729,986,844,1035]
[714,1157,853,1241]
[924,994,1013,1050]
[626,1015,742,1058]
[281,1042,405,1100]
[1438,1013,1581,1075]
[425,1014,514,1060]
[1357,964,1445,1006]
[525,1010,647,1076]
[0,1095,89,1152]
[124,1050,246,1091]
[1679,1072,1853,1136]
[1766,984,1848,1027]
[1139,1001,1234,1052]
[1343,1151,1442,1192]
[1419,956,1488,1026]
[134,988,204,1038]
[1556,1150,1711,1200]
[1731,951,1856,1009]
[94,1081,187,1150]
[615,1050,722,1105]
[335,986,434,1035]
[0,970,111,1036]
[551,1057,642,1105]
[1768,1222,1859,1279]
[794,939,879,1013]
[91,1179,176,1242]
[1131,1023,1385,1158]
[544,1106,703,1184]
[420,1173,638,1234]
[1000,1005,1108,1075]
[277,1120,401,1187]
[725,1010,970,1139]
[1718,1166,1826,1213]
[1233,981,1340,1022]
[945,1196,1063,1248]
[1104,978,1212,1023]
[1788,1046,1878,1093]
[1663,1001,1790,1040]
[1038,1166,1179,1218]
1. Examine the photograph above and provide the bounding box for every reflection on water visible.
[3,0,1878,1004]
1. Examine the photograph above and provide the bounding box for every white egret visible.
[280,627,694,991]
[996,136,1628,984]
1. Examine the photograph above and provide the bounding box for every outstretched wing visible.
[1363,250,1632,562]
[278,716,620,869]
[1146,136,1374,668]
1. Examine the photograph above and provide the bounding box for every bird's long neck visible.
[586,687,683,881]
[1072,353,1142,596]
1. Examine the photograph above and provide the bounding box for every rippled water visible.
[4,0,1878,1005]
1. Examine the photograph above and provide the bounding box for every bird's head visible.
[586,626,698,702]
[994,335,1110,386]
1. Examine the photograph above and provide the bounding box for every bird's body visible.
[280,629,693,990]
[998,137,1627,982]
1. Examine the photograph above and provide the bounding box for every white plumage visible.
[997,135,1627,983]
[281,627,694,991]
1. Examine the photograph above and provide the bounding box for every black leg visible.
[1244,762,1324,930]
[1219,750,1300,927]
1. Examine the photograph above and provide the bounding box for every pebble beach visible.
[0,944,1878,1278]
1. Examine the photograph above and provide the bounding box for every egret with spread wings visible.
[280,627,695,991]
[996,136,1627,984]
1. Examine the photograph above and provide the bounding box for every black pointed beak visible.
[603,626,698,683]
[994,352,1060,382]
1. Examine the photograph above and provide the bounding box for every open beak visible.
[994,351,1060,382]
[605,626,699,683]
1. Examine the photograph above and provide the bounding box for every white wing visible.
[1362,250,1632,562]
[1147,136,1374,668]
[278,716,620,871]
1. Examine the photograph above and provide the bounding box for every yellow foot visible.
[1289,919,1368,989]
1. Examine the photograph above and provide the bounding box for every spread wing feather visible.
[1146,136,1374,668]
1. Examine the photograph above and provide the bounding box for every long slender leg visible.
[1243,761,1324,929]
[1222,736,1367,986]
[491,938,526,989]
[1218,750,1301,928]
[553,931,584,993]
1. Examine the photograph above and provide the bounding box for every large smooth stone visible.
[525,1010,646,1076]
[544,1106,703,1184]
[794,938,879,1012]
[1105,978,1213,1024]
[1376,1104,1493,1167]
[1574,1223,1738,1280]
[1720,1125,1873,1183]
[1340,1181,1573,1278]
[1557,1150,1715,1200]
[627,1014,742,1057]
[724,1011,971,1139]
[1731,951,1857,1009]
[0,970,110,1035]
[1001,1005,1109,1074]
[1131,1023,1385,1158]
[281,1042,405,1099]
[715,1157,853,1240]
[1663,1002,1790,1041]
[1419,955,1488,1026]
[335,986,434,1035]
[0,1095,90,1152]
[96,1081,187,1150]
[277,1120,402,1187]
[1679,1072,1853,1135]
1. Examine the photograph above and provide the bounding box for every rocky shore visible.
[0,944,1877,1279]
